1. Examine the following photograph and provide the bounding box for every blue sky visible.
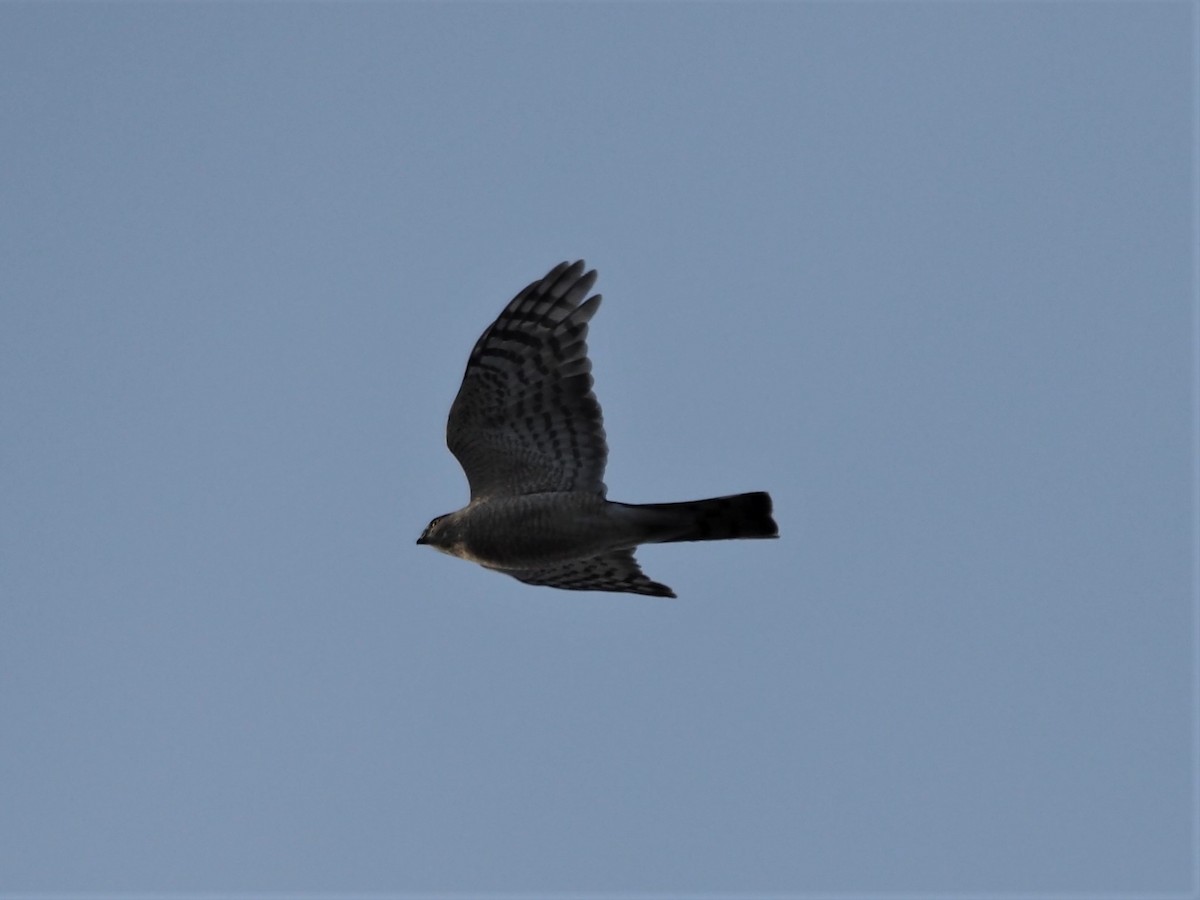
[1,2,1193,895]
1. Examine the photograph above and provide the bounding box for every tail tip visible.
[743,490,779,538]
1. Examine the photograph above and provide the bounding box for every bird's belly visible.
[461,495,623,570]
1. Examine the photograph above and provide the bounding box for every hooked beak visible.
[416,534,428,545]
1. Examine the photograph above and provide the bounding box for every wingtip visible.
[552,259,592,279]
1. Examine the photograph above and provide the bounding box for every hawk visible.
[417,261,778,598]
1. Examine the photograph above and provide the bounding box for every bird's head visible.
[417,513,463,555]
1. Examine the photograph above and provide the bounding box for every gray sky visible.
[1,2,1193,895]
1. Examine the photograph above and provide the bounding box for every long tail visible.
[626,491,779,543]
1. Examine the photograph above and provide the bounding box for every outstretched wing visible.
[505,549,675,598]
[447,261,608,499]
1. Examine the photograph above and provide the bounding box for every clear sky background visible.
[0,2,1193,896]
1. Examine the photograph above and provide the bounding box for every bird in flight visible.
[417,261,778,598]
